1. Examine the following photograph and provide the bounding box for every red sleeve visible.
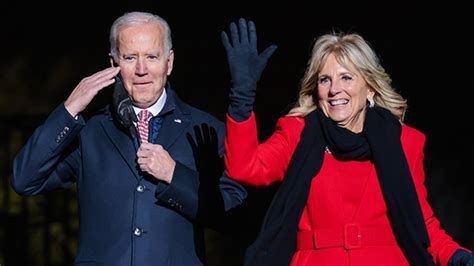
[224,112,304,187]
[402,126,466,266]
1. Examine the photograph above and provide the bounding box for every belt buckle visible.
[343,223,361,250]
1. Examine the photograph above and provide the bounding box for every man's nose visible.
[135,59,148,75]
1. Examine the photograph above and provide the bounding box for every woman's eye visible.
[318,77,329,84]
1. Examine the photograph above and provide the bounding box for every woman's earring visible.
[368,98,375,108]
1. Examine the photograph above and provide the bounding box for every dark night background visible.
[1,1,473,265]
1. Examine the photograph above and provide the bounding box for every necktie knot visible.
[138,110,152,143]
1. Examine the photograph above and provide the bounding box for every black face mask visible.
[112,74,137,132]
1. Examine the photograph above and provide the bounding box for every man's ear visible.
[166,50,174,76]
[109,53,118,67]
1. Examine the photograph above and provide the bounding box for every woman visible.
[221,18,473,266]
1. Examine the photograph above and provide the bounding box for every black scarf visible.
[244,107,433,266]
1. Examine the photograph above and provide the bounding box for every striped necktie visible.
[137,110,152,143]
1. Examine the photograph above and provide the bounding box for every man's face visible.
[115,22,174,109]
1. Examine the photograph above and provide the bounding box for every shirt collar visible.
[132,89,167,117]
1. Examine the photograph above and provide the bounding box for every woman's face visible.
[317,53,374,133]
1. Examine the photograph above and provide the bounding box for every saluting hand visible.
[64,66,120,117]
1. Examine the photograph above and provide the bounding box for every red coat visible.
[225,112,462,266]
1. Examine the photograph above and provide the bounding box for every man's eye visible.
[122,56,135,61]
[147,55,159,61]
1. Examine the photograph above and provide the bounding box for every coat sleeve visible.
[403,126,466,265]
[224,112,304,187]
[12,103,83,196]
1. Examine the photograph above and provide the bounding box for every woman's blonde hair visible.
[287,32,407,121]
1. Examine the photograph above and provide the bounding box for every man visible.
[12,11,247,265]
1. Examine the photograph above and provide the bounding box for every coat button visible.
[136,185,145,193]
[133,227,143,237]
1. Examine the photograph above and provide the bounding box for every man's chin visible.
[132,100,151,109]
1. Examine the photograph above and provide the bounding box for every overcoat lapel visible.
[155,112,190,150]
[100,118,141,180]
[154,88,191,150]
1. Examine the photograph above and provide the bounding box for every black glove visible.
[448,249,474,266]
[221,18,277,122]
[112,74,137,134]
